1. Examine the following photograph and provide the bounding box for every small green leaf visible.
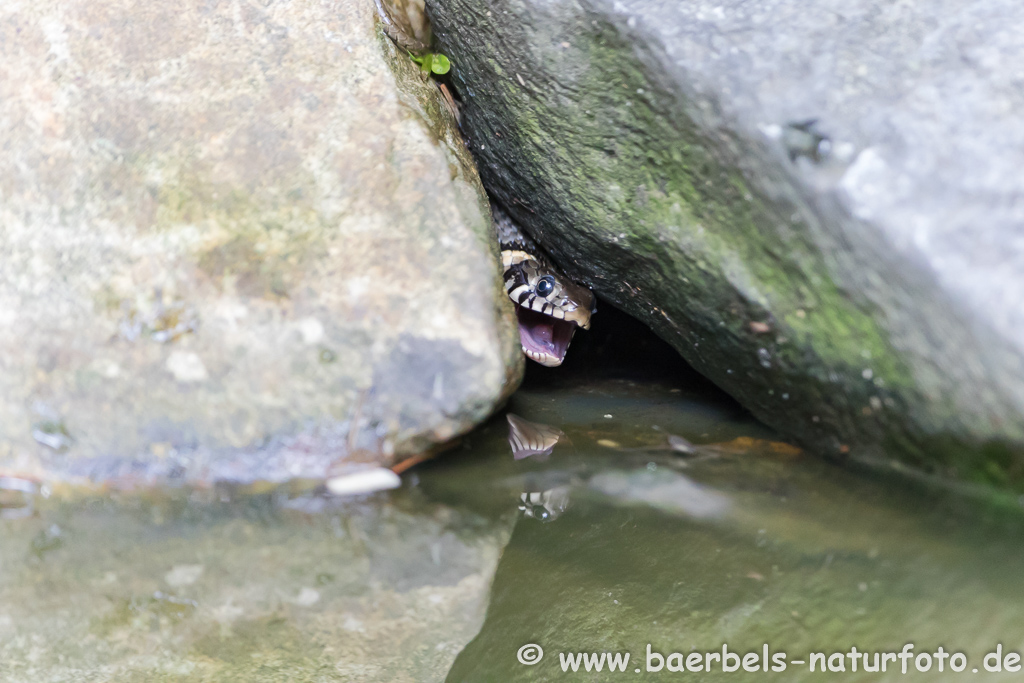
[430,53,451,75]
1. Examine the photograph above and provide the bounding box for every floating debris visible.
[667,434,696,454]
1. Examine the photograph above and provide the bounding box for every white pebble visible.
[326,468,401,496]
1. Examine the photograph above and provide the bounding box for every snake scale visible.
[374,0,596,366]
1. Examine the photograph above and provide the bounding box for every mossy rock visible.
[426,0,1024,494]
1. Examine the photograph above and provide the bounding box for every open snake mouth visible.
[501,237,595,367]
[516,306,579,367]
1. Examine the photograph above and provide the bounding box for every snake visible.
[493,206,595,366]
[373,0,596,366]
[373,0,430,52]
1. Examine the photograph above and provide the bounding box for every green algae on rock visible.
[426,0,1024,492]
[0,0,522,485]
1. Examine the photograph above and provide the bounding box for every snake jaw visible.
[504,257,595,367]
[516,306,578,366]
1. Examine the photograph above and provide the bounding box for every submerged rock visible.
[427,0,1024,487]
[0,0,522,485]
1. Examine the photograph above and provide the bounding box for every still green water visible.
[428,377,1024,682]
[3,363,1024,681]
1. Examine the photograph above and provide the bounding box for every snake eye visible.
[536,275,555,297]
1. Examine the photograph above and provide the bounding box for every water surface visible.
[3,325,1024,681]
[422,369,1024,682]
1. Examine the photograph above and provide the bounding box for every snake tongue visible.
[516,306,576,367]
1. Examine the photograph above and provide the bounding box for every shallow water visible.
[427,377,1024,682]
[4,354,1024,681]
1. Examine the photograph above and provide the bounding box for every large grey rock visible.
[0,0,522,485]
[427,0,1024,487]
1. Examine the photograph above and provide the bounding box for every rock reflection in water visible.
[587,468,730,519]
[0,487,513,682]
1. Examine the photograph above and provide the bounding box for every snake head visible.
[504,257,596,367]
